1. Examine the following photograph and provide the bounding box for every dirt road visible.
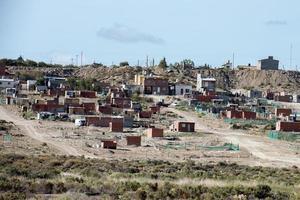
[0,105,82,156]
[168,107,300,167]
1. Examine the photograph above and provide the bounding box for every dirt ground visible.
[0,105,299,168]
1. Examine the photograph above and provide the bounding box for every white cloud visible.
[97,23,165,45]
[265,20,287,26]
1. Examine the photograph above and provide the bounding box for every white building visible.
[196,74,216,92]
[293,94,300,103]
[175,84,192,95]
[0,78,18,89]
[27,80,37,90]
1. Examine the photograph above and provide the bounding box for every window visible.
[181,123,186,128]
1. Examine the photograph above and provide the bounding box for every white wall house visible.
[175,84,192,95]
[0,78,18,89]
[196,74,216,92]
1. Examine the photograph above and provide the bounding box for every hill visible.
[6,65,300,93]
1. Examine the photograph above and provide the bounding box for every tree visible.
[16,56,26,66]
[36,77,45,86]
[181,59,195,69]
[158,57,167,69]
[25,59,38,67]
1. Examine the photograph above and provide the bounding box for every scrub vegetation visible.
[0,154,299,199]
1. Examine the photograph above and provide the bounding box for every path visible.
[167,108,300,166]
[0,105,81,156]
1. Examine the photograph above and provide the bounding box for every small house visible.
[101,140,117,149]
[174,121,195,132]
[126,136,141,146]
[147,128,164,138]
[109,121,123,132]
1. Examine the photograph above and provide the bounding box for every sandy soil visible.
[1,104,299,168]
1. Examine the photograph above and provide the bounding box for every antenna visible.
[152,58,155,67]
[137,60,140,66]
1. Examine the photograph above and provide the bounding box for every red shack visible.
[275,108,292,117]
[101,140,117,149]
[126,136,141,146]
[242,111,256,120]
[109,121,123,132]
[174,121,195,132]
[276,121,300,132]
[147,128,164,138]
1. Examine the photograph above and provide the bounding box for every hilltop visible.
[6,65,300,93]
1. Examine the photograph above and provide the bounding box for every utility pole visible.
[232,53,235,69]
[80,51,83,67]
[146,55,149,67]
[290,43,293,69]
[76,55,79,66]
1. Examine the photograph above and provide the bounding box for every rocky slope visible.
[7,66,300,92]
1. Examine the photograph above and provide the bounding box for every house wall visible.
[242,111,256,120]
[0,79,18,89]
[147,128,164,137]
[82,102,96,114]
[101,140,117,149]
[139,111,152,118]
[109,121,123,132]
[85,116,101,126]
[198,95,217,103]
[274,95,293,102]
[275,108,292,117]
[174,122,195,132]
[99,116,124,127]
[126,136,141,146]
[276,121,300,132]
[80,91,97,98]
[293,95,300,103]
[68,107,85,115]
[175,84,192,95]
[257,56,279,70]
[98,105,113,115]
[144,77,169,95]
[227,110,243,119]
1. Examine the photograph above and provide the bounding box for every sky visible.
[0,0,300,69]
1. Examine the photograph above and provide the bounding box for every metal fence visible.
[224,118,276,126]
[163,142,240,151]
[268,130,300,142]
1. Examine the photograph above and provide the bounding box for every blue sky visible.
[0,0,299,69]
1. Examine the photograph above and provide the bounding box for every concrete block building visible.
[257,56,279,70]
[197,74,216,92]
